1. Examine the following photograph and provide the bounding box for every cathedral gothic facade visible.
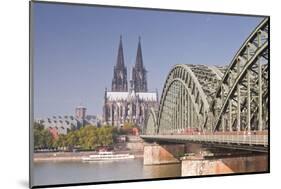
[103,36,158,129]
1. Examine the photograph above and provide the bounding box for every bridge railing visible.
[141,133,268,146]
[198,133,268,146]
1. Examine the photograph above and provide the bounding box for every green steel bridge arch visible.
[145,18,269,142]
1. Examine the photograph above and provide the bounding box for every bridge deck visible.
[141,134,268,148]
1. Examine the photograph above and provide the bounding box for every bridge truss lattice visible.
[144,18,269,140]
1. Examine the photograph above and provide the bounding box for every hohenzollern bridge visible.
[140,18,269,175]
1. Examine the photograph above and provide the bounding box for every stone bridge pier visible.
[143,142,185,165]
[143,142,268,176]
[181,152,268,176]
[143,142,202,165]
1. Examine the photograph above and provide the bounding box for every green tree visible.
[34,123,117,151]
[119,122,135,135]
[97,126,113,146]
[33,122,53,149]
[77,125,99,150]
[42,129,53,148]
[65,131,79,150]
[53,134,67,150]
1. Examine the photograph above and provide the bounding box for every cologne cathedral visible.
[103,36,158,129]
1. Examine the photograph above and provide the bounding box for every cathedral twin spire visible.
[111,36,128,92]
[116,36,125,70]
[111,35,147,92]
[132,36,147,92]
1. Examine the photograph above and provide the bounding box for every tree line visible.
[33,121,139,151]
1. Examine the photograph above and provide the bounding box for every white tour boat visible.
[82,151,135,161]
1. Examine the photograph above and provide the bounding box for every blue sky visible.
[33,2,264,118]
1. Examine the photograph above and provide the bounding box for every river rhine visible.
[33,158,181,186]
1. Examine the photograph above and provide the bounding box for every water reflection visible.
[143,163,181,178]
[33,158,181,186]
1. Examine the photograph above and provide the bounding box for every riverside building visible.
[35,106,101,135]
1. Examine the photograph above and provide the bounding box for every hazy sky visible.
[33,2,264,118]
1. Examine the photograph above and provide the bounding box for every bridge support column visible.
[181,153,268,176]
[143,143,185,165]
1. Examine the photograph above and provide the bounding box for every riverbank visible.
[33,150,144,162]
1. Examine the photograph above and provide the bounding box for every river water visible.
[33,158,181,186]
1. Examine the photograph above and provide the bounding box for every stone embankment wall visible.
[126,135,144,151]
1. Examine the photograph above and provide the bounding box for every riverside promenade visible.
[33,150,144,162]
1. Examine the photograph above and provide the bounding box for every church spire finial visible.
[116,35,125,68]
[132,37,147,92]
[135,36,143,69]
[111,36,128,92]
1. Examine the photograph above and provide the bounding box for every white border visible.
[0,0,279,189]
